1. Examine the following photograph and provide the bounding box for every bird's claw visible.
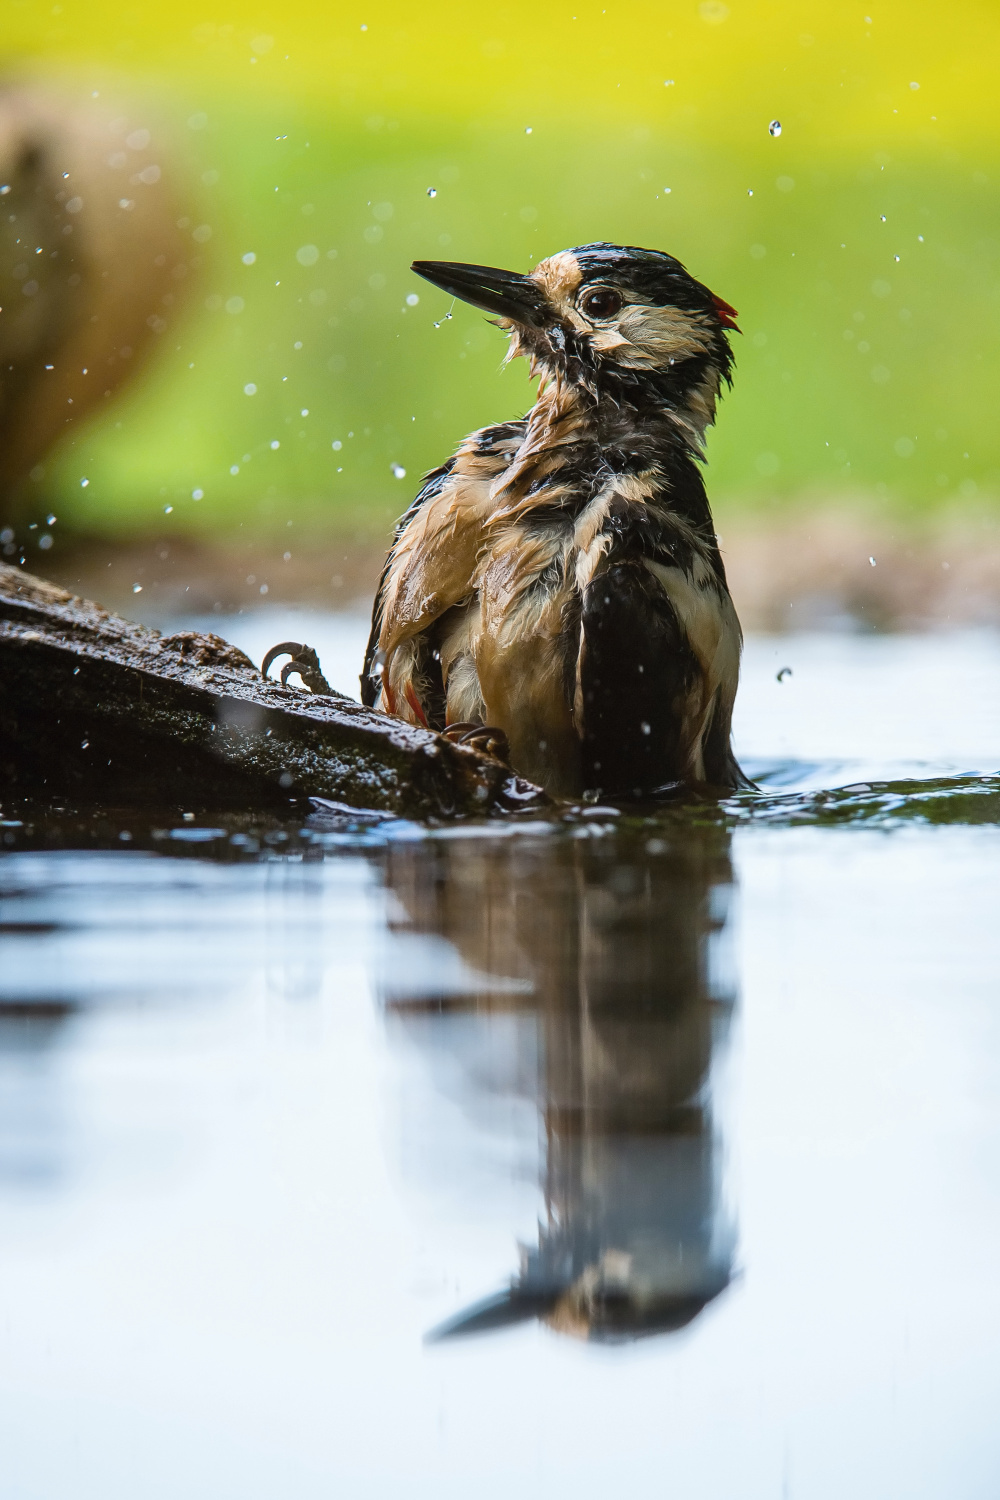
[443,721,510,762]
[261,641,332,694]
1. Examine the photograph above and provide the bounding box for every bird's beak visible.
[411,260,550,327]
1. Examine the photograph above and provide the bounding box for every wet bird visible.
[361,242,750,798]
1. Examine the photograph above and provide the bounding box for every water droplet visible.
[46,514,57,525]
[300,408,309,416]
[80,477,89,487]
[640,721,651,735]
[869,556,877,567]
[192,488,204,500]
[270,440,280,450]
[391,463,407,479]
[664,79,675,86]
[406,292,419,306]
[776,666,793,682]
[260,583,269,594]
[38,534,53,550]
[242,251,256,265]
[768,119,782,136]
[426,187,437,198]
[244,382,257,395]
[747,188,754,196]
[894,254,900,262]
[525,126,533,134]
[81,739,89,749]
[910,80,919,90]
[283,551,291,561]
[332,440,342,451]
[133,583,142,592]
[230,465,239,475]
[880,214,886,222]
[663,186,672,194]
[164,505,173,514]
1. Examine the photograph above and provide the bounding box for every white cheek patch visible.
[598,303,715,368]
[588,327,630,353]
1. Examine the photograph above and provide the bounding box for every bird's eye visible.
[580,287,623,320]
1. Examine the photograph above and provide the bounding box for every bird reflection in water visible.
[380,826,737,1343]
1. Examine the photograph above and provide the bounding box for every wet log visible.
[0,564,547,818]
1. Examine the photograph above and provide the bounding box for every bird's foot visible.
[443,721,510,762]
[261,641,332,694]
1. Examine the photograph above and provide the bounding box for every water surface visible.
[1,619,999,1498]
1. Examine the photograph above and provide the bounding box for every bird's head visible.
[411,242,738,409]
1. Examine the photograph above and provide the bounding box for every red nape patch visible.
[404,682,429,727]
[711,293,740,330]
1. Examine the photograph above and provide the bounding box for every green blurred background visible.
[5,0,1000,546]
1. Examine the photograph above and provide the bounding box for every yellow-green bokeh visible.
[4,0,999,539]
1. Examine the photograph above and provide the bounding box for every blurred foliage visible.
[4,0,999,540]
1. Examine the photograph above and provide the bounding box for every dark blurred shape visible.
[0,81,189,521]
[383,825,737,1343]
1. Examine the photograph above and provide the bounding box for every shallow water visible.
[1,618,1000,1498]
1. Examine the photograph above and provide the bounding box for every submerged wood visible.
[0,564,547,817]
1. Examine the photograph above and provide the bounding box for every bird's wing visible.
[360,457,455,706]
[572,478,745,792]
[360,420,526,714]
